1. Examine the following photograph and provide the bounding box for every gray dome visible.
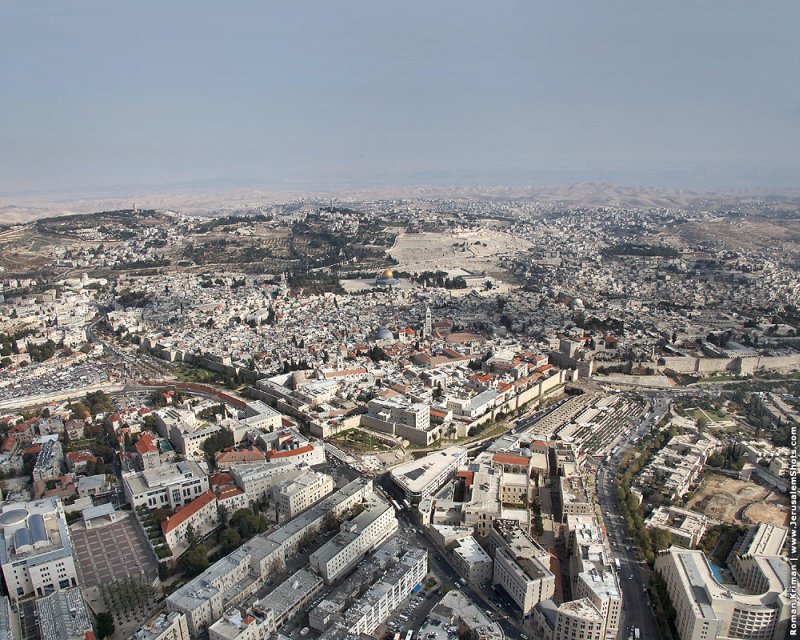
[0,509,28,526]
[376,327,393,341]
[29,513,47,544]
[14,527,32,550]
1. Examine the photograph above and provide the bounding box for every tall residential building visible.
[272,471,334,523]
[133,611,191,640]
[489,519,555,617]
[565,514,622,637]
[0,498,78,601]
[654,545,791,640]
[310,501,398,584]
[310,538,428,638]
[553,599,605,640]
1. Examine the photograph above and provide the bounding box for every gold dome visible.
[381,268,394,279]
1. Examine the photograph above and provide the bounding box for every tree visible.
[230,508,268,539]
[96,612,115,639]
[201,429,235,460]
[185,523,200,547]
[650,528,673,552]
[180,544,209,576]
[85,391,114,415]
[218,527,241,553]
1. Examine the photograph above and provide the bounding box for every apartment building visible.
[135,432,161,470]
[0,498,78,601]
[272,471,334,523]
[417,590,503,640]
[31,438,63,482]
[230,461,301,503]
[208,569,323,640]
[645,506,709,548]
[167,478,372,636]
[0,596,21,640]
[252,568,323,629]
[559,475,593,518]
[565,515,622,638]
[132,611,191,640]
[490,520,555,617]
[310,539,427,638]
[310,501,397,584]
[252,428,326,466]
[636,433,720,501]
[166,535,284,637]
[161,490,219,556]
[451,535,493,586]
[553,599,606,640]
[36,587,93,640]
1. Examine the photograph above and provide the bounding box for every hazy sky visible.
[1,1,798,197]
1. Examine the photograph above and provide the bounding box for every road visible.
[595,395,669,640]
[377,474,528,639]
[87,314,173,380]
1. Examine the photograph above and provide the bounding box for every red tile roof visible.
[161,490,216,535]
[209,471,234,488]
[456,470,474,488]
[493,453,529,467]
[266,444,313,460]
[215,486,244,501]
[135,433,158,455]
[67,451,97,464]
[215,448,265,465]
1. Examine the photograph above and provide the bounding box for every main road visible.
[595,395,669,640]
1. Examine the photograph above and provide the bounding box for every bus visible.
[614,558,621,570]
[405,631,414,640]
[391,499,402,512]
[634,628,640,640]
[402,499,412,510]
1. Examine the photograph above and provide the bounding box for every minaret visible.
[424,305,432,338]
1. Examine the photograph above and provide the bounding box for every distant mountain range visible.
[2,182,799,223]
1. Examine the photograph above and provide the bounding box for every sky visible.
[1,0,798,197]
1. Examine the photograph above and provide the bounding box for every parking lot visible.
[0,355,118,406]
[71,513,158,587]
[379,590,437,639]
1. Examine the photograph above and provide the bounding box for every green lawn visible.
[329,428,390,452]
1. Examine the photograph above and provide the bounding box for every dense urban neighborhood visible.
[0,198,796,640]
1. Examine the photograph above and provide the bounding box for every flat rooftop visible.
[390,447,467,493]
